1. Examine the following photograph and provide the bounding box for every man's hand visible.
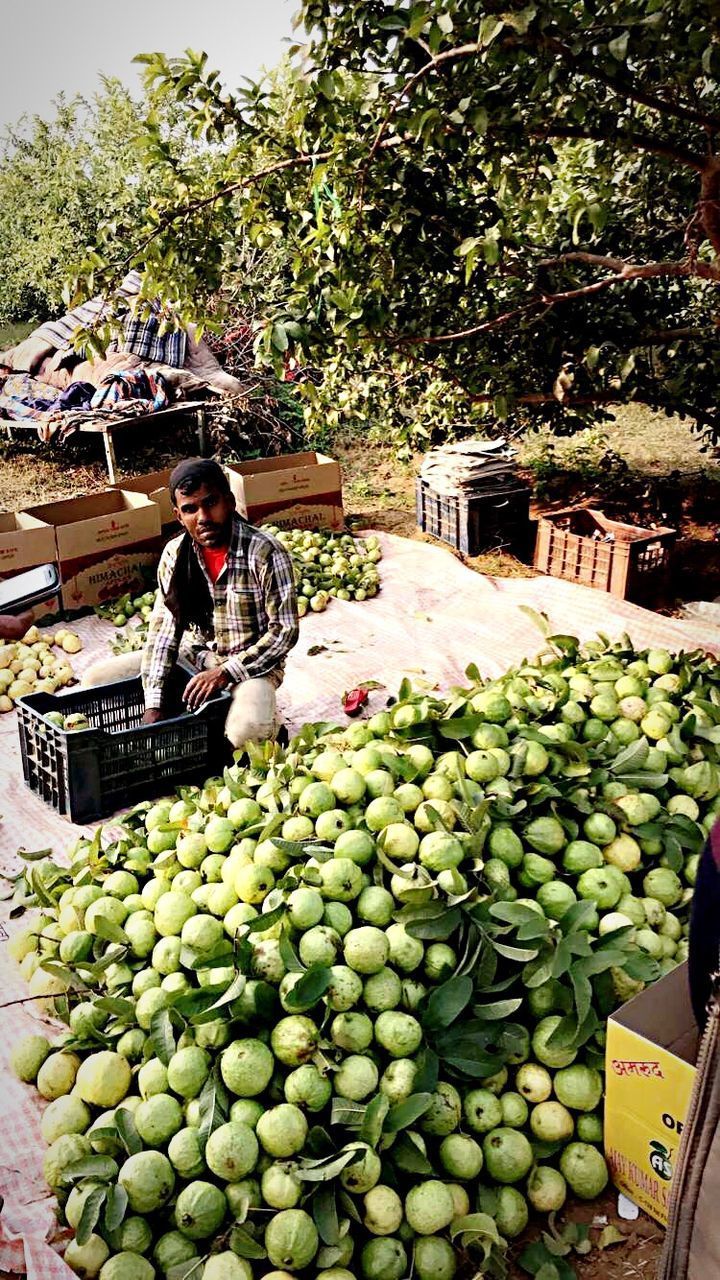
[0,612,34,642]
[183,667,230,711]
[142,708,165,726]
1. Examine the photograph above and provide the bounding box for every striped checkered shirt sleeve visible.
[141,543,183,710]
[223,539,299,683]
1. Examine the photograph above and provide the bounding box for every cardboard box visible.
[605,962,698,1224]
[225,452,344,531]
[0,513,61,619]
[111,469,176,532]
[25,490,162,614]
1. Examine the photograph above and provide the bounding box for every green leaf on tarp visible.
[16,847,54,862]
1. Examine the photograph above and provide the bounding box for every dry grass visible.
[604,403,718,476]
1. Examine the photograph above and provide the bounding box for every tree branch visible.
[390,252,720,347]
[120,149,337,268]
[700,157,720,259]
[639,327,718,343]
[388,299,546,345]
[534,125,705,171]
[359,41,480,195]
[467,390,624,406]
[540,35,720,132]
[539,250,720,284]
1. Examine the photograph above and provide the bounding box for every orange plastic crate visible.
[534,506,676,604]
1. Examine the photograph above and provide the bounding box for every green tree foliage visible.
[72,6,720,442]
[0,80,151,327]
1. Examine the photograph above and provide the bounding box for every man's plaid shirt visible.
[141,515,299,709]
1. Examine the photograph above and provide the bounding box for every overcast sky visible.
[1,0,295,130]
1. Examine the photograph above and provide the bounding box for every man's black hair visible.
[169,457,232,505]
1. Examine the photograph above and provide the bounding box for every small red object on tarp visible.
[342,687,369,716]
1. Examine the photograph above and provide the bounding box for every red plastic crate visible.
[534,506,675,603]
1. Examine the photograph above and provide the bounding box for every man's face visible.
[173,482,235,548]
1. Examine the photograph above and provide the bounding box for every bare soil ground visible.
[0,402,709,1279]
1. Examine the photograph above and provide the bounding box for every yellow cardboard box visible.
[224,452,344,531]
[24,490,162,614]
[111,469,175,532]
[605,962,697,1225]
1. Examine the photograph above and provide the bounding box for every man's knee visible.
[225,679,277,747]
[81,653,143,688]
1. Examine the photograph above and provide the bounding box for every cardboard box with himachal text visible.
[604,962,698,1225]
[224,452,344,531]
[111,469,175,531]
[0,512,61,620]
[24,490,162,614]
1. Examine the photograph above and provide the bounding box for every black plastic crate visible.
[17,667,231,824]
[416,478,531,557]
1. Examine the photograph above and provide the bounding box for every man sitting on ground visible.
[82,458,299,749]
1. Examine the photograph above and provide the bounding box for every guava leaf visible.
[284,965,332,1010]
[149,1007,176,1066]
[228,1225,267,1260]
[422,975,473,1030]
[390,1131,434,1175]
[76,1184,107,1245]
[60,1156,119,1184]
[384,1092,433,1132]
[115,1106,142,1156]
[103,1183,128,1232]
[361,1093,389,1147]
[312,1181,340,1244]
[413,1047,439,1093]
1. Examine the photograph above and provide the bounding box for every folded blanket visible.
[91,368,170,411]
[33,270,143,350]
